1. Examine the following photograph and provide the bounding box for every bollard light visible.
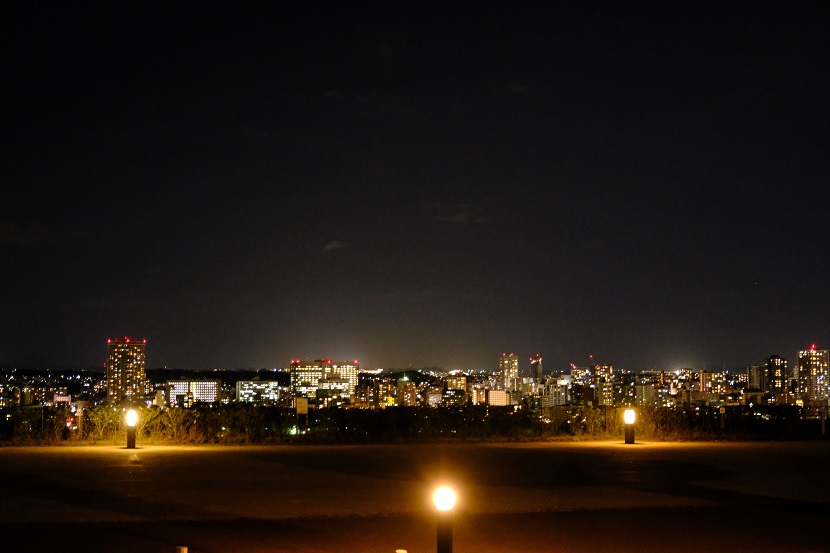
[433,485,456,553]
[624,408,635,444]
[126,409,138,449]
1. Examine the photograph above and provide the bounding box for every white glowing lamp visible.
[624,409,636,425]
[126,409,138,427]
[432,486,457,512]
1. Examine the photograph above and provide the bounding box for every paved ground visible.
[1,440,828,552]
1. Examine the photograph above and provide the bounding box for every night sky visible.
[3,3,829,373]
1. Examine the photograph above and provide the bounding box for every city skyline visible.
[3,4,829,373]
[3,335,827,376]
[5,343,828,414]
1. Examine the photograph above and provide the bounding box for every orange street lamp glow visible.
[433,486,457,511]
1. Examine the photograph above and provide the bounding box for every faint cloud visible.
[322,240,349,253]
[436,203,490,224]
[370,286,441,305]
[377,286,493,306]
[459,291,495,302]
[507,82,531,94]
[79,294,164,313]
[0,220,46,245]
[411,286,440,302]
[323,88,414,117]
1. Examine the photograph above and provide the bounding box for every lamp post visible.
[624,408,635,444]
[126,409,137,449]
[433,485,457,553]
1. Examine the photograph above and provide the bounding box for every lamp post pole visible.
[437,511,452,553]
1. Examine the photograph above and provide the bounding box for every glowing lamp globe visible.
[624,409,636,425]
[126,409,138,427]
[432,486,457,512]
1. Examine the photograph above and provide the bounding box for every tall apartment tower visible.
[593,364,614,406]
[764,355,788,396]
[700,370,710,391]
[529,355,543,383]
[500,353,519,392]
[106,337,146,405]
[746,365,764,390]
[797,345,829,405]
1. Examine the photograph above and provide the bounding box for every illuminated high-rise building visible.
[530,355,543,383]
[316,377,351,408]
[486,389,510,406]
[106,337,146,405]
[540,379,569,406]
[445,375,467,391]
[500,353,519,392]
[289,359,360,401]
[236,380,289,405]
[570,364,589,385]
[764,355,788,396]
[377,378,398,408]
[166,379,221,406]
[331,360,360,398]
[592,364,614,406]
[700,370,710,391]
[797,345,829,404]
[746,365,764,390]
[593,364,614,384]
[397,380,419,406]
[290,360,324,399]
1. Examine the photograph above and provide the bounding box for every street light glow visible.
[126,409,138,427]
[624,409,636,425]
[432,486,457,511]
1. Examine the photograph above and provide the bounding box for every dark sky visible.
[3,3,829,374]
